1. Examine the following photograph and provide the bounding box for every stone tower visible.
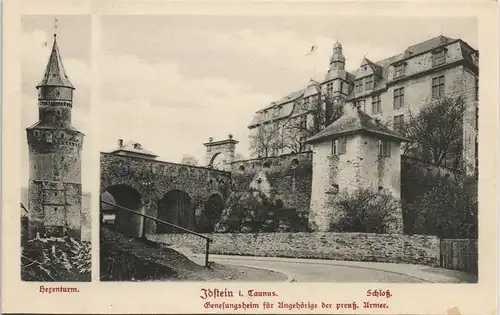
[26,34,84,240]
[304,104,407,232]
[324,41,350,101]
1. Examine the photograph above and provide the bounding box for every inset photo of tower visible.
[20,16,91,282]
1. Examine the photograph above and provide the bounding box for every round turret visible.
[330,41,346,70]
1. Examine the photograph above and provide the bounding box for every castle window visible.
[354,79,363,93]
[263,162,271,168]
[340,81,345,94]
[432,75,445,98]
[393,87,405,109]
[432,49,446,67]
[393,114,404,132]
[378,140,391,157]
[327,82,334,95]
[372,94,382,114]
[46,133,53,143]
[239,165,245,171]
[394,63,407,78]
[365,75,374,90]
[332,137,347,155]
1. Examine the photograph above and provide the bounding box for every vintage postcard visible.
[2,0,498,314]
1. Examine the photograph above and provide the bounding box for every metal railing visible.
[100,199,213,267]
[20,202,29,214]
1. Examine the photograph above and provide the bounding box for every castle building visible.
[26,34,84,240]
[248,35,479,175]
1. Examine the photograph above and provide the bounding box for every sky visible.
[21,15,91,191]
[21,15,478,190]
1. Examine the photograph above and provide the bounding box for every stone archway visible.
[199,194,224,232]
[102,184,143,238]
[157,190,194,233]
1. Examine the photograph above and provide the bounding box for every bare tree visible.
[180,154,199,166]
[249,122,281,158]
[283,88,343,153]
[234,153,245,161]
[401,96,466,168]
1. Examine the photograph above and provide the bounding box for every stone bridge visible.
[100,153,232,237]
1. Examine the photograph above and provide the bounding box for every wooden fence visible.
[440,239,478,275]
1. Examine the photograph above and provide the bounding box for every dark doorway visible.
[157,190,194,233]
[200,194,224,232]
[101,185,143,238]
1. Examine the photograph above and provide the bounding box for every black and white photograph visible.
[99,15,478,283]
[20,15,91,281]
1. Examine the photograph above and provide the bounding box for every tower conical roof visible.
[37,35,74,89]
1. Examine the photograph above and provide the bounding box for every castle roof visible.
[250,35,476,126]
[37,35,74,89]
[304,105,409,144]
[26,120,83,133]
[110,140,158,158]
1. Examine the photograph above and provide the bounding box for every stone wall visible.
[100,153,232,235]
[230,152,312,215]
[148,232,440,266]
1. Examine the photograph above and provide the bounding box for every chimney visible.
[118,139,123,148]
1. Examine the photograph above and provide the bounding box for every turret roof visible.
[304,105,409,144]
[37,35,74,89]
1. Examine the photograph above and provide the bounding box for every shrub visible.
[327,188,401,233]
[21,235,91,281]
[408,175,477,239]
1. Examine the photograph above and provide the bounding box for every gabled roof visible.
[110,140,158,158]
[305,105,409,144]
[37,35,74,89]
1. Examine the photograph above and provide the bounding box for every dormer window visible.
[432,49,446,67]
[133,143,141,150]
[354,79,363,93]
[394,63,407,79]
[365,75,374,90]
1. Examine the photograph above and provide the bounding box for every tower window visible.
[378,140,391,157]
[327,82,333,95]
[332,137,347,155]
[475,77,479,100]
[432,75,445,98]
